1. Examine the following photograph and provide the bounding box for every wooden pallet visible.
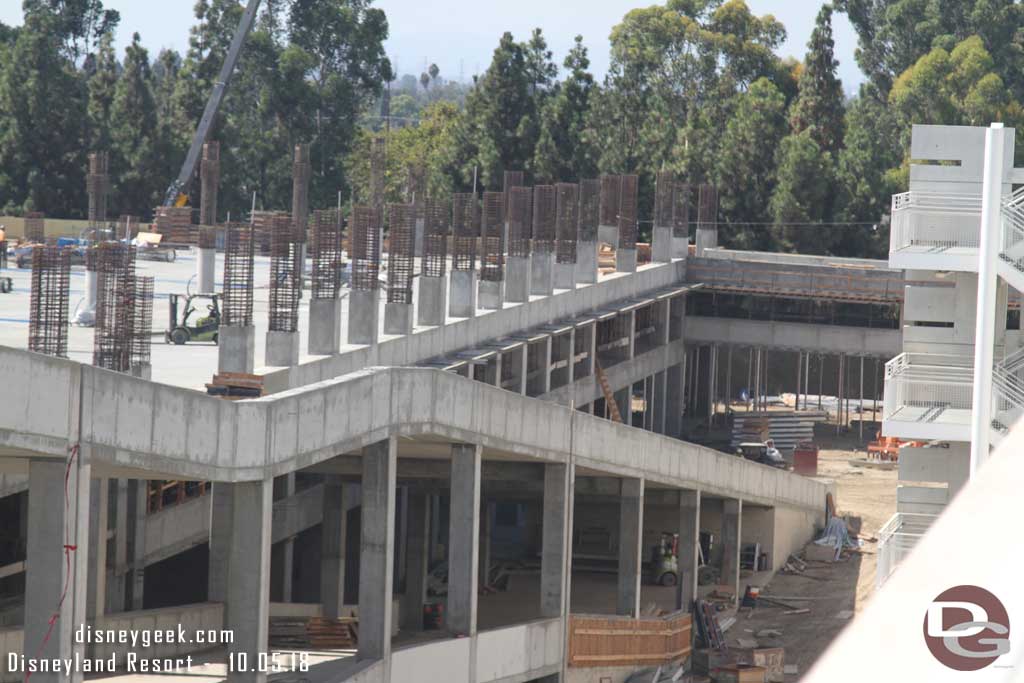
[206,372,264,400]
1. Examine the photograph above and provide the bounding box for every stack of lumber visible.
[206,372,264,399]
[153,206,196,245]
[730,411,828,452]
[598,243,616,273]
[268,616,358,649]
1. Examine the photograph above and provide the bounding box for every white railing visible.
[890,191,983,253]
[992,363,1024,432]
[883,353,974,421]
[876,512,938,588]
[1000,187,1024,270]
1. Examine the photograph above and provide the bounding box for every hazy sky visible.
[0,0,865,92]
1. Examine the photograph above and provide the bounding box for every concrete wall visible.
[391,638,472,683]
[475,618,563,683]
[683,317,900,357]
[770,505,821,571]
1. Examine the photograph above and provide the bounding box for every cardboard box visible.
[752,648,785,683]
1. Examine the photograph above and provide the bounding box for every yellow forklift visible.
[165,292,221,345]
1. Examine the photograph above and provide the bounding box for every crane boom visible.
[162,0,263,207]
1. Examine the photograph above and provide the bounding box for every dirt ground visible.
[720,427,897,680]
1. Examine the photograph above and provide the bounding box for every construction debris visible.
[269,616,358,649]
[206,372,264,399]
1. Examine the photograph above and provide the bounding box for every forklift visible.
[165,292,221,345]
[646,531,680,586]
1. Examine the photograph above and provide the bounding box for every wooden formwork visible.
[567,611,692,668]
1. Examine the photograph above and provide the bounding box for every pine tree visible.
[770,131,836,253]
[87,31,118,152]
[789,3,845,154]
[110,33,161,216]
[532,35,596,183]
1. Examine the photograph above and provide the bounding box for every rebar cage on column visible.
[351,205,381,291]
[533,185,557,254]
[599,175,621,227]
[24,212,45,242]
[480,191,505,282]
[697,183,718,230]
[28,243,70,357]
[503,170,524,214]
[508,186,533,258]
[310,209,343,300]
[655,170,688,230]
[198,226,217,250]
[423,198,449,278]
[154,206,196,245]
[93,242,136,371]
[269,218,300,332]
[200,141,220,227]
[130,276,154,369]
[556,183,579,264]
[87,151,110,228]
[292,144,312,243]
[452,193,478,272]
[252,211,289,255]
[579,179,600,242]
[387,203,415,304]
[618,174,639,250]
[223,222,255,326]
[674,182,691,239]
[117,215,139,240]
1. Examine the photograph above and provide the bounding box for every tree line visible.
[2,0,1023,258]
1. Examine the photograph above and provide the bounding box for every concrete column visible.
[617,477,644,617]
[198,247,216,294]
[675,490,700,611]
[224,479,273,683]
[25,458,90,683]
[308,297,342,355]
[84,269,98,315]
[541,463,573,618]
[358,437,397,663]
[519,344,529,396]
[128,479,146,610]
[479,278,504,310]
[666,362,684,438]
[384,301,414,335]
[576,241,598,284]
[108,478,128,613]
[447,443,482,636]
[531,252,555,296]
[554,259,575,290]
[449,270,477,318]
[265,330,300,367]
[280,474,296,603]
[417,275,447,327]
[401,489,430,632]
[652,226,673,262]
[208,482,234,604]
[218,324,255,374]
[695,227,717,257]
[643,375,655,431]
[86,478,108,619]
[542,336,553,395]
[721,499,742,605]
[478,500,493,587]
[506,255,531,303]
[348,290,379,345]
[321,477,348,618]
[653,370,667,435]
[616,247,637,273]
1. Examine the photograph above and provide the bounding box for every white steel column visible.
[970,122,1006,474]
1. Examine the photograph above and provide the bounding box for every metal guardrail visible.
[883,353,974,421]
[876,512,938,588]
[890,191,982,253]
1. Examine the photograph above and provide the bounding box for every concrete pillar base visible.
[308,298,342,355]
[652,226,673,263]
[673,236,688,259]
[198,247,216,294]
[384,302,414,335]
[348,289,379,345]
[265,330,300,367]
[616,248,637,273]
[479,279,504,310]
[449,270,477,318]
[696,227,717,256]
[554,262,576,290]
[417,275,447,327]
[598,225,618,248]
[531,253,555,297]
[218,325,255,374]
[576,242,598,284]
[506,256,530,303]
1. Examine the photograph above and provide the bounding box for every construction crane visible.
[161,0,262,208]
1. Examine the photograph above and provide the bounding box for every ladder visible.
[595,360,623,423]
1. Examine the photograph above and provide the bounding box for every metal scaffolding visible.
[579,179,600,242]
[28,243,71,357]
[480,191,505,281]
[599,175,621,227]
[351,205,381,291]
[269,220,300,332]
[24,212,45,243]
[130,276,154,371]
[223,222,255,326]
[87,151,110,228]
[618,174,639,250]
[387,203,415,304]
[452,193,478,272]
[423,197,449,278]
[556,182,579,264]
[93,242,136,371]
[200,141,220,227]
[533,185,556,254]
[292,143,311,243]
[310,209,343,300]
[508,186,533,258]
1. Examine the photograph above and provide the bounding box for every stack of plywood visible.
[206,372,264,400]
